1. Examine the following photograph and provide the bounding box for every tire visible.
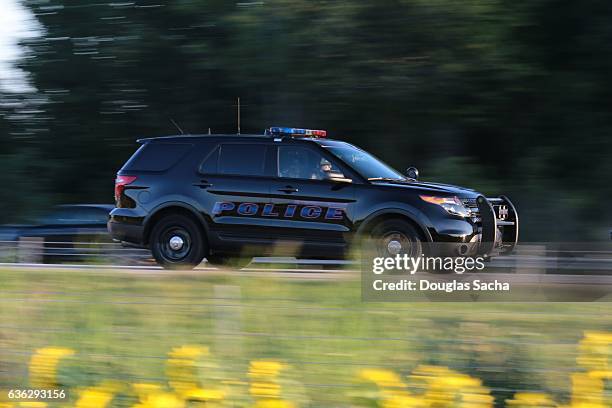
[368,219,424,258]
[150,214,206,270]
[206,254,252,269]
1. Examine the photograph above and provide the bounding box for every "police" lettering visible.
[212,201,345,221]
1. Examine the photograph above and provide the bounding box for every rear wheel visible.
[150,214,206,270]
[206,254,252,269]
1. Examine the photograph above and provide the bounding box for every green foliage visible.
[0,268,610,406]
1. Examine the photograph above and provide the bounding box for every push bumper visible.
[432,195,519,257]
[475,195,519,256]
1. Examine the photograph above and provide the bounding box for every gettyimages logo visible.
[372,254,486,275]
[363,242,612,302]
[363,254,510,300]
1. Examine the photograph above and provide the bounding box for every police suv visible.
[108,127,518,269]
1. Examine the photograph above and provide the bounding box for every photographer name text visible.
[373,279,510,292]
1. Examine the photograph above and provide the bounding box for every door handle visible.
[277,186,299,193]
[193,180,213,189]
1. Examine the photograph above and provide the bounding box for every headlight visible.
[419,195,471,217]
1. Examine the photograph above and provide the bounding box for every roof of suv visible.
[137,134,339,143]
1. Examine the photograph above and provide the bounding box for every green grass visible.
[0,267,610,407]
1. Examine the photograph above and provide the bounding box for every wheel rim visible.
[169,236,184,250]
[158,226,192,262]
[378,231,412,257]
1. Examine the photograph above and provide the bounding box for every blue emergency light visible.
[267,127,327,138]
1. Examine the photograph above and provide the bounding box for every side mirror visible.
[406,166,419,180]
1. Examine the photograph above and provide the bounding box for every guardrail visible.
[2,240,612,272]
[0,239,151,265]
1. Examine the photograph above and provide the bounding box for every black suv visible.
[108,127,518,269]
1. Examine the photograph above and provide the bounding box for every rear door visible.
[267,142,356,257]
[195,141,276,252]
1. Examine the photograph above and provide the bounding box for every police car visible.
[108,127,519,269]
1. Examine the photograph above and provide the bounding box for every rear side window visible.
[122,143,192,172]
[216,144,267,176]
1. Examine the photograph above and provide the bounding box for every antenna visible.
[170,118,184,135]
[237,97,241,134]
[232,97,249,134]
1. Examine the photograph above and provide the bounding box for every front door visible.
[267,143,356,258]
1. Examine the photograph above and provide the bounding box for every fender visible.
[356,207,433,242]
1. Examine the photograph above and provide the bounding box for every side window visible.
[122,143,192,172]
[200,146,219,174]
[217,144,267,176]
[278,146,343,180]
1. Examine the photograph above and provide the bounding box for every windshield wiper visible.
[367,177,407,182]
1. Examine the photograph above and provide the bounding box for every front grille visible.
[462,198,512,224]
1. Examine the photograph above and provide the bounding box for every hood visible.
[370,179,480,198]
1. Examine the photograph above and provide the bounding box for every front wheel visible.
[369,219,424,258]
[150,214,206,270]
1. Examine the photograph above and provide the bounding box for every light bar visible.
[268,127,327,138]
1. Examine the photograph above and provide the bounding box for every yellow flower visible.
[168,345,209,360]
[586,370,612,379]
[74,380,122,408]
[134,392,185,408]
[132,383,163,400]
[410,365,493,407]
[250,382,281,398]
[74,389,114,408]
[29,347,75,388]
[253,400,296,408]
[249,361,285,378]
[583,332,612,343]
[570,372,605,408]
[577,331,612,371]
[506,392,557,407]
[381,390,427,408]
[166,345,210,395]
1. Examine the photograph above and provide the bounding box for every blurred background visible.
[1,0,611,241]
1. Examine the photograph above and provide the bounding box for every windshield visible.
[322,142,405,181]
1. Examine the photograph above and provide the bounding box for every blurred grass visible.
[0,267,610,406]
